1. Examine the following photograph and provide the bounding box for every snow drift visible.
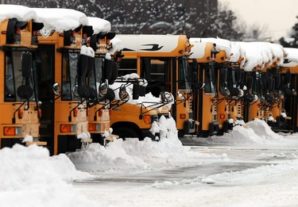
[201,119,298,147]
[0,144,96,207]
[69,116,225,173]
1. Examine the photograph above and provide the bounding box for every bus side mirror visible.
[98,81,108,99]
[119,85,129,101]
[21,52,32,78]
[160,91,173,103]
[52,83,61,96]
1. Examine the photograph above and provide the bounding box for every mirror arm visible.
[68,102,81,122]
[12,101,26,124]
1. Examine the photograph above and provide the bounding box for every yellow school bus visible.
[279,47,298,132]
[0,5,44,148]
[240,42,287,129]
[112,34,192,138]
[189,39,219,136]
[190,38,244,136]
[239,42,266,122]
[85,16,119,145]
[34,8,117,154]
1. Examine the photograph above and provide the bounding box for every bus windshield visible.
[5,50,37,102]
[61,51,103,101]
[178,57,191,90]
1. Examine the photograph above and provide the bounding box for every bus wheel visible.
[113,127,140,140]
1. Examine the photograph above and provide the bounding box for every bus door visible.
[35,45,55,153]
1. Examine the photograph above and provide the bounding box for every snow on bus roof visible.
[33,8,88,33]
[116,34,181,53]
[238,42,264,72]
[0,4,36,22]
[239,42,285,71]
[109,37,124,54]
[282,48,298,67]
[87,17,111,34]
[189,38,208,59]
[200,38,232,59]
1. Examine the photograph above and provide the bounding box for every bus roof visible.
[0,4,36,22]
[33,8,88,33]
[116,34,189,57]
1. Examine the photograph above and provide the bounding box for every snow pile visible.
[202,158,298,186]
[205,119,289,146]
[33,8,88,34]
[69,116,224,173]
[0,5,36,22]
[0,144,96,207]
[87,16,111,34]
[246,119,283,140]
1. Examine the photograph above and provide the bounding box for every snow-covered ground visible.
[1,119,298,207]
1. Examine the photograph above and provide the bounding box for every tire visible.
[113,127,140,140]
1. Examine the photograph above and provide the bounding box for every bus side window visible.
[118,59,137,77]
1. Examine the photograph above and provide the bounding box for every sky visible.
[219,0,298,40]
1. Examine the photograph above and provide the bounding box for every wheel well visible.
[111,122,142,137]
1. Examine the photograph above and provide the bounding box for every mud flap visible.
[208,122,219,136]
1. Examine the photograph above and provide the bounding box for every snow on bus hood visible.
[109,73,173,109]
[0,144,96,207]
[0,5,37,22]
[87,16,111,34]
[33,8,88,33]
[282,47,298,67]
